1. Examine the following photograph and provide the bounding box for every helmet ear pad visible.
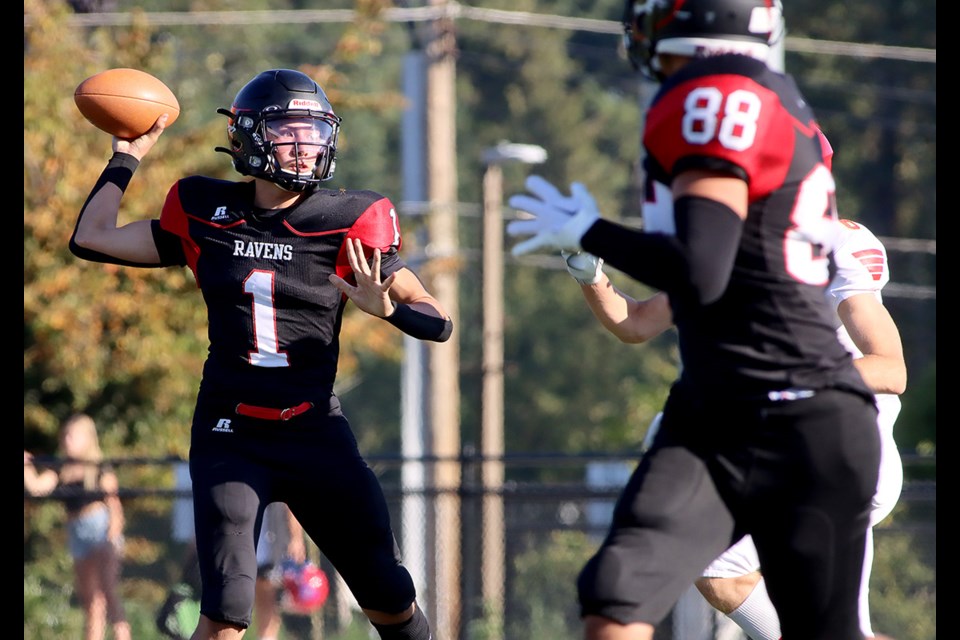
[220,111,271,179]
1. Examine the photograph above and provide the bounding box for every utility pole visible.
[480,142,546,635]
[425,1,461,637]
[400,45,430,618]
[481,162,506,634]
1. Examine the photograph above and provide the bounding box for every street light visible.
[482,141,549,166]
[480,141,546,628]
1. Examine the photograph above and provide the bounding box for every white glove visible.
[506,175,600,256]
[562,250,604,285]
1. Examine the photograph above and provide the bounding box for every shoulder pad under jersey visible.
[829,219,889,298]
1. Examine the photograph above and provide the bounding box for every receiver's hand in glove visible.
[506,176,600,256]
[562,250,604,285]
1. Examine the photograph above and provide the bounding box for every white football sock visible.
[726,578,782,640]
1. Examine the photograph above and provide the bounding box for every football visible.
[74,68,180,139]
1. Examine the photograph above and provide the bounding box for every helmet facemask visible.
[262,111,340,189]
[219,108,341,193]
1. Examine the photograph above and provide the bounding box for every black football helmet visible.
[622,0,783,80]
[216,69,341,192]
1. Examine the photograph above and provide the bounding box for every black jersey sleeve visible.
[150,220,188,266]
[379,245,407,278]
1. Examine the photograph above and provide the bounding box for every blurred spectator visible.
[24,413,131,640]
[254,503,306,640]
[156,461,201,640]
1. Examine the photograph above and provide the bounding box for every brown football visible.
[74,68,180,139]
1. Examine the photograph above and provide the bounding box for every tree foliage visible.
[24,0,211,459]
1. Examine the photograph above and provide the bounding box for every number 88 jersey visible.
[640,53,868,397]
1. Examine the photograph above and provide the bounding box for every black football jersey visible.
[639,55,869,398]
[157,177,406,389]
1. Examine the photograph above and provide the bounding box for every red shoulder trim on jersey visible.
[159,182,202,284]
[283,221,351,237]
[335,197,403,281]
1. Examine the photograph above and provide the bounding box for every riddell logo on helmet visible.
[288,99,323,110]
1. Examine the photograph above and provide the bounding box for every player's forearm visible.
[581,279,631,340]
[837,295,906,395]
[70,153,163,266]
[854,354,907,395]
[385,301,453,342]
[404,297,447,321]
[73,153,136,244]
[582,283,671,344]
[622,291,673,343]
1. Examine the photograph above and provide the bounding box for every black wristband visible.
[103,152,141,191]
[385,303,453,342]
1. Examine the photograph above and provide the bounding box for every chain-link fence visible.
[24,452,935,640]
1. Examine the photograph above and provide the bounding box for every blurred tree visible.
[24,0,211,460]
[871,532,937,639]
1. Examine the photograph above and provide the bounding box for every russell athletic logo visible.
[211,206,231,222]
[212,419,233,433]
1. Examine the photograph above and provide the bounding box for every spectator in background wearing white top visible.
[254,503,306,640]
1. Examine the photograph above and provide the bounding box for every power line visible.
[883,283,936,300]
[784,36,935,64]
[878,236,936,254]
[25,4,936,64]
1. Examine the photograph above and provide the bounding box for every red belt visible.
[235,401,314,421]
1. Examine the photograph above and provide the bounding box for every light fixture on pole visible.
[480,141,546,627]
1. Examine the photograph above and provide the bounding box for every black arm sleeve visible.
[385,303,453,342]
[581,196,742,306]
[69,153,169,268]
